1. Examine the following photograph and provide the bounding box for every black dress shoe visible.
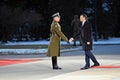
[80,67,90,70]
[91,63,100,67]
[53,67,62,70]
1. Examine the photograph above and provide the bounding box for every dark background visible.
[0,0,119,43]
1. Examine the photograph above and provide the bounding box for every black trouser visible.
[85,50,99,67]
[52,56,58,68]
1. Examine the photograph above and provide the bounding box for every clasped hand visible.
[68,38,74,44]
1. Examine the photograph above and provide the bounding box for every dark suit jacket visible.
[74,20,93,51]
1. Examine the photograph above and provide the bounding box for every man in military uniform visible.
[47,12,69,70]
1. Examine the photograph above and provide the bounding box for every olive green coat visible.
[47,21,68,57]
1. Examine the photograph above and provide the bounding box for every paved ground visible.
[0,45,120,80]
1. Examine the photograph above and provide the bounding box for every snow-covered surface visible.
[0,38,120,54]
[93,38,120,45]
[0,48,80,54]
[1,38,120,45]
[0,49,47,54]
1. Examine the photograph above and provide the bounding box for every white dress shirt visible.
[82,20,86,27]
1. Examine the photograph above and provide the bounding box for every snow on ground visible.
[0,38,120,54]
[93,38,120,45]
[0,38,120,45]
[0,47,81,54]
[0,49,47,54]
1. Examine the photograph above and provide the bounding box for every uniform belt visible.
[52,34,57,36]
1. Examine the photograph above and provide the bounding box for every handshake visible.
[67,38,74,44]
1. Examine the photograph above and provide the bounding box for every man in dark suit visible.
[69,14,100,70]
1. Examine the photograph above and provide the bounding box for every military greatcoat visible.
[47,21,68,56]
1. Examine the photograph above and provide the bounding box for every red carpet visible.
[0,59,42,66]
[92,65,120,68]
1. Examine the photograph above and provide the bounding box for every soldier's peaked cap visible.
[52,12,60,18]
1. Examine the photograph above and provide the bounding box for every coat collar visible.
[82,20,88,27]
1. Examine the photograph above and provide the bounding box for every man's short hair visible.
[80,14,87,19]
